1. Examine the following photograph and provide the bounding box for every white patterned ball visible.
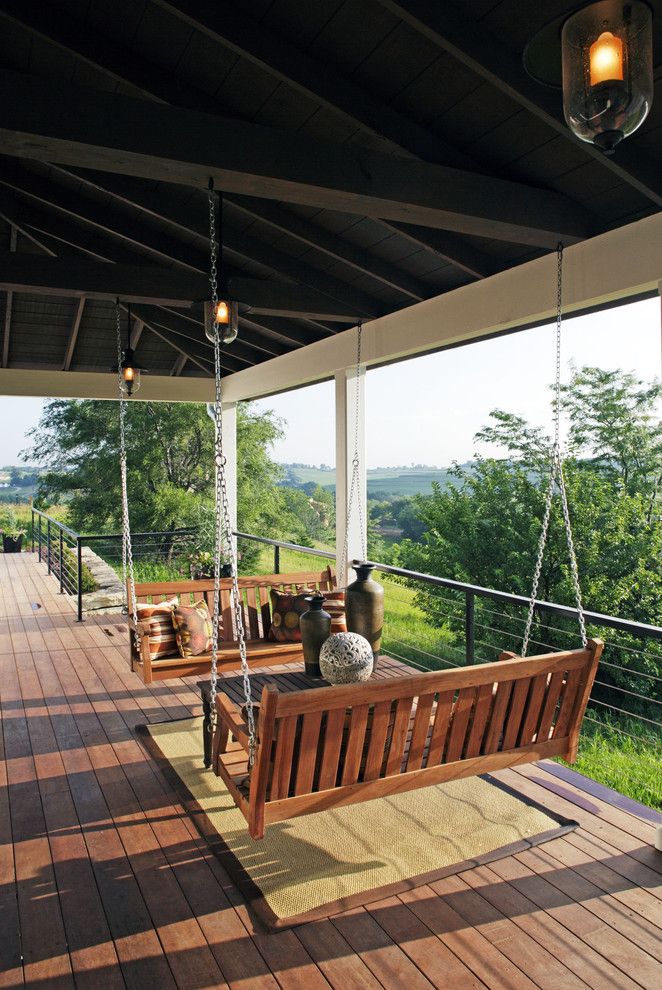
[319,631,374,684]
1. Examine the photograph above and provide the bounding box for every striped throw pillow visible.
[322,590,347,634]
[138,598,178,660]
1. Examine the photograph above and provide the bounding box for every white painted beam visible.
[0,368,215,401]
[221,401,238,538]
[222,214,662,403]
[335,356,366,583]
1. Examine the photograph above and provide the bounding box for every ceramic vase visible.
[300,594,331,677]
[319,631,373,684]
[345,561,384,662]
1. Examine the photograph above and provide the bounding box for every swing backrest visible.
[247,640,603,832]
[133,566,336,641]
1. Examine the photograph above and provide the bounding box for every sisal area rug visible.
[141,716,577,930]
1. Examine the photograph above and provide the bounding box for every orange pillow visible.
[137,598,178,659]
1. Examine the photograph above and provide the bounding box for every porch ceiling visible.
[0,0,661,388]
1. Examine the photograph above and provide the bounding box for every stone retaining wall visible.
[80,545,125,614]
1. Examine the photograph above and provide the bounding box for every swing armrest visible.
[216,691,251,748]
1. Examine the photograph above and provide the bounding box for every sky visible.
[0,296,660,468]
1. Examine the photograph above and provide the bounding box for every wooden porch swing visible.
[117,199,602,841]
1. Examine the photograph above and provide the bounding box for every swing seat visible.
[129,567,337,683]
[212,640,603,839]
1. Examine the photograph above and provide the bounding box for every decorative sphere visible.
[319,631,374,684]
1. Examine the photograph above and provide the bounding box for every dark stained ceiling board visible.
[0,0,658,379]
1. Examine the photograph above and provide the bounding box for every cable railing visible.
[234,531,662,751]
[31,508,199,620]
[28,517,661,749]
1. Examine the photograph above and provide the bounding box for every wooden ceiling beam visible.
[378,0,662,208]
[378,221,498,281]
[0,70,594,247]
[62,296,86,371]
[1,224,16,368]
[170,354,187,377]
[1,164,380,317]
[0,251,206,306]
[152,0,473,170]
[0,0,490,289]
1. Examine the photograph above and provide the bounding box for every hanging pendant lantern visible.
[112,302,145,397]
[204,297,239,345]
[524,1,654,154]
[205,181,239,345]
[119,346,144,396]
[562,1,653,153]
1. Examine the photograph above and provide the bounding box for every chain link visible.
[521,244,587,655]
[207,182,256,766]
[339,321,367,586]
[115,300,140,653]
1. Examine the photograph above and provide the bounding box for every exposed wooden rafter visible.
[0,164,380,318]
[378,0,662,208]
[170,353,187,377]
[0,0,489,286]
[0,70,594,247]
[62,296,85,371]
[1,224,16,367]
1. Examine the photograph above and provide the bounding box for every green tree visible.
[23,399,286,563]
[397,367,662,707]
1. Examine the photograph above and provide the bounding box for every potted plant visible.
[1,510,26,553]
[182,548,234,580]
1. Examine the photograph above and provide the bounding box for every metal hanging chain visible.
[207,180,257,766]
[115,299,140,652]
[339,320,367,586]
[521,244,587,656]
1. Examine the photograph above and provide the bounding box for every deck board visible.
[1,552,661,990]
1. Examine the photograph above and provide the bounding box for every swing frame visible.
[211,640,603,839]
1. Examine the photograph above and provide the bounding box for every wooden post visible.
[335,348,366,582]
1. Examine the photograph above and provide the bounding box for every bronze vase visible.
[345,562,384,662]
[300,594,331,677]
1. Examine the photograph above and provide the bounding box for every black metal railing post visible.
[46,519,51,574]
[465,591,475,664]
[31,508,35,553]
[59,529,64,594]
[76,537,83,622]
[274,544,280,574]
[37,514,42,562]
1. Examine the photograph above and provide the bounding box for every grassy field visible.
[283,466,453,496]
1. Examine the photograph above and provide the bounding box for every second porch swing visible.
[122,186,603,840]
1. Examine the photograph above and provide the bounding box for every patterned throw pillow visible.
[268,590,312,642]
[172,600,214,658]
[137,598,178,659]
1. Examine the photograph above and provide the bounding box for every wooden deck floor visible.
[1,552,661,990]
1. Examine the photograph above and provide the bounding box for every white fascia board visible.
[0,368,215,402]
[222,213,662,402]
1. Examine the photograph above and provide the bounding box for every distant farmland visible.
[281,466,455,497]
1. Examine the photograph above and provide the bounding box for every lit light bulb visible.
[215,299,230,324]
[589,31,623,86]
[123,366,135,382]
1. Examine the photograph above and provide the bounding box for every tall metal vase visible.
[345,562,384,662]
[300,594,331,677]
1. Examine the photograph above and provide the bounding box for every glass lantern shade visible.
[204,298,239,344]
[562,0,653,153]
[119,348,142,397]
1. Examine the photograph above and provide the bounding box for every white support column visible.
[335,359,366,584]
[221,401,238,551]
